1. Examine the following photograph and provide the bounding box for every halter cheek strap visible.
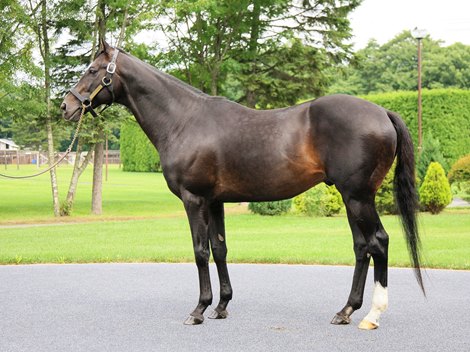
[69,48,120,117]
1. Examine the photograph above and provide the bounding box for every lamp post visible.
[411,27,427,153]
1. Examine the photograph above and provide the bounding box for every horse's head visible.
[61,39,121,122]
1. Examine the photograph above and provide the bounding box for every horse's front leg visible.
[182,191,212,325]
[207,201,233,319]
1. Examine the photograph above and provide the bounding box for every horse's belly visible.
[214,163,325,202]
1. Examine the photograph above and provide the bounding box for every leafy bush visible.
[448,154,470,202]
[419,162,452,214]
[120,119,162,172]
[364,89,470,167]
[323,186,343,216]
[293,183,343,217]
[417,132,448,181]
[248,199,292,216]
[375,163,396,215]
[451,181,470,202]
[462,182,470,202]
[448,154,470,184]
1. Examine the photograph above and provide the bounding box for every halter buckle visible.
[107,62,116,74]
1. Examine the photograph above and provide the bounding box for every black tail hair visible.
[387,110,425,295]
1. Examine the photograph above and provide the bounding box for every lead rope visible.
[0,107,86,179]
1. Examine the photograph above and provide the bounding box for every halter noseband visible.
[69,48,119,118]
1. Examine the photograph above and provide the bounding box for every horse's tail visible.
[387,110,425,295]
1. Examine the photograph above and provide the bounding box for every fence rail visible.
[0,150,121,167]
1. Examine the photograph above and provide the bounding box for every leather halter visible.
[69,48,119,117]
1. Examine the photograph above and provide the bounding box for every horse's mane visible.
[119,49,211,99]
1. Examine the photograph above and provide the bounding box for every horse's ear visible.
[99,37,110,54]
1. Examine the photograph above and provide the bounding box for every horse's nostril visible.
[60,102,66,110]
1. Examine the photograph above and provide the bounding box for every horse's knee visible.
[211,244,227,262]
[194,245,210,267]
[368,229,389,258]
[353,241,368,258]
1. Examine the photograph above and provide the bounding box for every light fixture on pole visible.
[411,27,427,153]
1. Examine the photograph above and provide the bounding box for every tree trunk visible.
[46,118,60,216]
[91,128,104,214]
[40,0,60,216]
[89,0,107,215]
[210,70,218,96]
[62,7,100,216]
[244,1,261,109]
[62,138,94,215]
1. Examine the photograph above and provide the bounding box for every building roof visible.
[0,138,19,148]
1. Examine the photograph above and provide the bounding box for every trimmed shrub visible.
[448,154,470,184]
[375,163,396,215]
[293,183,343,217]
[419,162,452,214]
[120,119,162,172]
[248,199,292,216]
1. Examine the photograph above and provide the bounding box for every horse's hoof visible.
[358,319,378,330]
[208,309,228,319]
[184,315,204,325]
[331,314,351,325]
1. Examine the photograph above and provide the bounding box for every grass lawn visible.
[0,164,184,222]
[0,165,469,269]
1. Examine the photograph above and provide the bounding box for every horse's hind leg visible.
[331,196,372,325]
[358,219,389,330]
[331,192,389,329]
[207,202,233,319]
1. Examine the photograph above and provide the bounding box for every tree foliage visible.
[417,132,448,181]
[330,31,470,95]
[155,0,361,107]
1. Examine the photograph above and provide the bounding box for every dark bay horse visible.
[61,41,424,330]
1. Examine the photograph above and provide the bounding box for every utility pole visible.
[411,27,428,153]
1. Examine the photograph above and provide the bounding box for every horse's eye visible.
[89,68,98,75]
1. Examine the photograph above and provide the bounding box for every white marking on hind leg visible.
[360,282,388,328]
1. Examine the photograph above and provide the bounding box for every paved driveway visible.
[0,263,469,352]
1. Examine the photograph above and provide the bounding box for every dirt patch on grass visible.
[0,203,249,228]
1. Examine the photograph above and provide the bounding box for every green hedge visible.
[364,89,470,166]
[120,119,161,172]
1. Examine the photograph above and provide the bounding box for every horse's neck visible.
[117,54,203,152]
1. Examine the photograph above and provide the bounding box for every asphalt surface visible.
[0,263,469,352]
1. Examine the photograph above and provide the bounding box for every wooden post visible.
[417,38,423,153]
[16,149,20,170]
[105,135,109,182]
[3,149,6,170]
